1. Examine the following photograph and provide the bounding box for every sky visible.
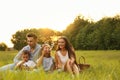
[0,0,120,47]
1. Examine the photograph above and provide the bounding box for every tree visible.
[63,15,91,48]
[63,14,120,50]
[38,28,55,44]
[0,42,8,51]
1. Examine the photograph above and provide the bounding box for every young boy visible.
[15,50,36,70]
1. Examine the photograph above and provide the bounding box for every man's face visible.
[27,37,37,48]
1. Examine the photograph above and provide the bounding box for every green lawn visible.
[0,50,120,80]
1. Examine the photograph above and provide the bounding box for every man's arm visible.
[13,49,24,64]
[32,44,41,61]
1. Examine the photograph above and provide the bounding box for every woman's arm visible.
[55,52,62,69]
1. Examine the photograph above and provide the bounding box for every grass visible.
[0,50,120,80]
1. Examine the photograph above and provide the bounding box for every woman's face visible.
[58,38,66,49]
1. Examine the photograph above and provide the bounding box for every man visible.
[0,32,41,71]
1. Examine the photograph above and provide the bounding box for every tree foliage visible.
[63,15,90,47]
[63,15,120,50]
[0,42,8,51]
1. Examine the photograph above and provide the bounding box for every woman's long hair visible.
[56,36,77,64]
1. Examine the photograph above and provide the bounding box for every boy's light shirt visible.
[16,60,36,68]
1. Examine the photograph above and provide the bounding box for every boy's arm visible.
[14,61,25,70]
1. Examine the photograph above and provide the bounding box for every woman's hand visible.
[71,57,75,62]
[69,57,75,65]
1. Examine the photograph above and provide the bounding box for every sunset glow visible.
[0,0,119,47]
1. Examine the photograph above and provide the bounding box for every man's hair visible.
[26,32,37,39]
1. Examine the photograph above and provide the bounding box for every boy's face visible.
[22,54,29,62]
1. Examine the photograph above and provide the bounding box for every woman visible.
[55,36,79,75]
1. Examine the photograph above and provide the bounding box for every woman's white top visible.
[56,50,69,65]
